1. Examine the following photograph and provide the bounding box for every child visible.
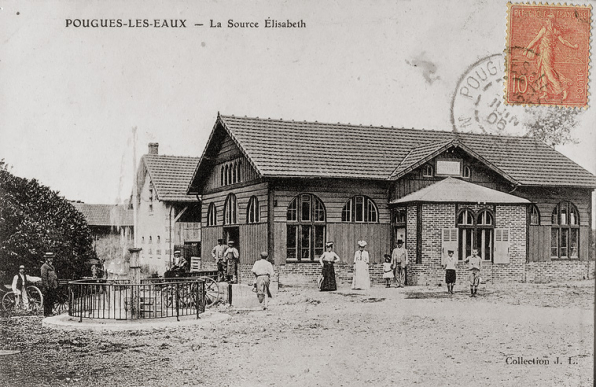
[464,249,481,297]
[382,254,393,288]
[443,250,457,294]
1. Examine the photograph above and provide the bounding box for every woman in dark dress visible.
[319,242,340,291]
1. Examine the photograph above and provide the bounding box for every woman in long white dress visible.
[352,240,370,290]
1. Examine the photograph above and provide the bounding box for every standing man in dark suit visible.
[40,252,58,317]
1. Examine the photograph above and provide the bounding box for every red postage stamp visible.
[506,3,592,107]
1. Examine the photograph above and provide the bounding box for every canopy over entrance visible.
[390,177,531,204]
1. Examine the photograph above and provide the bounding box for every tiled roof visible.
[213,115,596,188]
[142,155,200,202]
[71,203,133,227]
[390,139,454,179]
[391,178,531,204]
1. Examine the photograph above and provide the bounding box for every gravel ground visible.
[0,280,593,387]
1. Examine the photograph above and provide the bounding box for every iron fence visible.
[68,278,205,321]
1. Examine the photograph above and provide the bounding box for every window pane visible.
[560,228,568,257]
[459,228,473,260]
[314,198,325,222]
[355,196,364,222]
[301,225,311,259]
[551,228,559,257]
[367,199,378,222]
[552,207,559,225]
[342,199,352,222]
[570,228,579,258]
[287,199,297,221]
[314,226,325,258]
[287,225,297,259]
[476,228,493,261]
[570,207,578,225]
[530,206,540,225]
[560,206,568,225]
[301,195,311,222]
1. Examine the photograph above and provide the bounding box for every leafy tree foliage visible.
[524,107,581,147]
[0,166,95,283]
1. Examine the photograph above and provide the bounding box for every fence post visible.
[175,282,180,322]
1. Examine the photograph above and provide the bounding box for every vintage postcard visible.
[0,1,594,386]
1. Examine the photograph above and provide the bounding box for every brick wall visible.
[525,260,594,283]
[407,203,455,286]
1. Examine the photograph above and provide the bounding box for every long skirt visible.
[352,261,370,290]
[445,269,456,284]
[320,262,337,291]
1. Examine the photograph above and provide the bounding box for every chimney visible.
[148,143,159,155]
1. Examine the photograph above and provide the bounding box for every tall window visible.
[423,164,434,177]
[457,208,493,261]
[341,196,378,223]
[551,202,579,259]
[224,194,238,225]
[149,187,154,212]
[529,204,540,225]
[207,203,217,226]
[463,166,471,178]
[247,196,259,224]
[287,194,326,261]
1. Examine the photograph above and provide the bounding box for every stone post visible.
[129,247,142,319]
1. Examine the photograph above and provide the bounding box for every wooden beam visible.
[173,206,189,223]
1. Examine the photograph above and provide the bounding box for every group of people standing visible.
[318,239,408,292]
[211,239,240,283]
[317,240,484,296]
[11,252,58,317]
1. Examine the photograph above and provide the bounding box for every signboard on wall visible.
[436,160,461,176]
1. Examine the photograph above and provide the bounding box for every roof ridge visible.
[219,114,546,142]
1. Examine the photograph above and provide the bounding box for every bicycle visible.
[2,284,44,314]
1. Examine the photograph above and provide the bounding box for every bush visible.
[0,167,95,283]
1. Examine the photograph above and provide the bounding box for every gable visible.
[189,122,261,194]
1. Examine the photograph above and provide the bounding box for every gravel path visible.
[0,280,593,386]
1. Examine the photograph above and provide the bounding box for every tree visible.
[524,107,582,147]
[0,167,96,283]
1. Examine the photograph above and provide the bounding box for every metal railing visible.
[68,278,205,321]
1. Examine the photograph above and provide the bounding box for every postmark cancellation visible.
[506,3,591,108]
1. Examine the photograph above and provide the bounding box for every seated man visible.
[172,251,188,272]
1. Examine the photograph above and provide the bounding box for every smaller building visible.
[134,143,202,275]
[70,201,134,266]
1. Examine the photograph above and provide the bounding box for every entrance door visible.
[224,227,239,251]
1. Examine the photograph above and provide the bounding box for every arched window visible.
[224,194,238,225]
[237,161,242,183]
[529,204,540,225]
[286,194,326,261]
[149,236,153,244]
[457,208,494,261]
[220,166,224,186]
[232,161,237,184]
[463,166,471,178]
[423,164,434,177]
[207,203,217,226]
[551,202,579,259]
[228,165,233,187]
[476,210,494,262]
[141,236,145,244]
[341,196,378,222]
[247,196,259,224]
[157,236,161,244]
[224,165,229,186]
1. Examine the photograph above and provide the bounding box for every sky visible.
[1,0,595,205]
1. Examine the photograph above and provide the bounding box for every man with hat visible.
[391,240,408,288]
[173,250,187,272]
[40,252,58,316]
[251,251,275,310]
[211,238,226,281]
[223,240,239,283]
[12,265,32,310]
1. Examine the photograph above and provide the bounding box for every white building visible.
[135,143,201,275]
